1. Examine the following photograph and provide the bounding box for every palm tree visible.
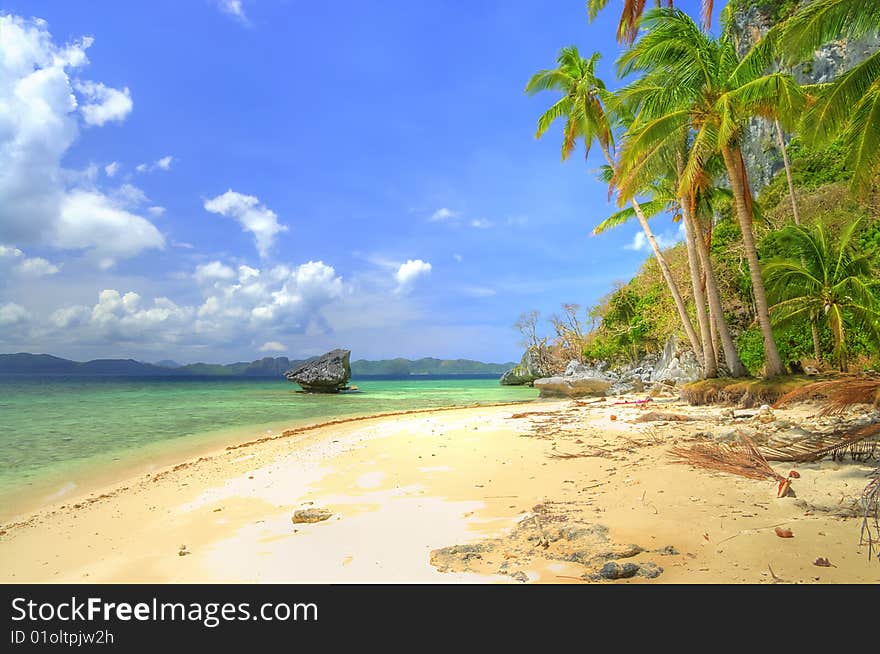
[779,0,880,193]
[613,7,805,377]
[586,0,716,44]
[764,220,880,371]
[525,46,705,362]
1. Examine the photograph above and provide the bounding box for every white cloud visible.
[74,80,132,126]
[394,259,432,294]
[259,341,286,353]
[452,253,463,262]
[112,183,149,207]
[104,161,120,177]
[204,190,287,258]
[0,244,60,277]
[17,257,60,277]
[194,261,236,285]
[0,15,162,265]
[172,241,195,249]
[147,206,166,216]
[53,189,165,265]
[216,1,249,24]
[0,302,31,326]
[429,207,458,222]
[134,155,173,174]
[470,218,493,229]
[624,223,684,252]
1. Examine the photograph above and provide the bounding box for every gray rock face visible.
[651,337,702,385]
[284,349,351,393]
[730,2,880,193]
[533,360,614,398]
[500,348,545,386]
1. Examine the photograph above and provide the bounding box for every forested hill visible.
[0,353,515,377]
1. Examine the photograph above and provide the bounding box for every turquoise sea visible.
[0,374,537,520]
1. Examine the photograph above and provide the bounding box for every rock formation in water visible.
[284,349,352,393]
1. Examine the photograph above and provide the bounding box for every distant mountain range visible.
[0,353,515,377]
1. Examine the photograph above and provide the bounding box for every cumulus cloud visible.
[17,257,60,277]
[394,259,432,294]
[0,244,60,277]
[135,155,173,174]
[429,207,458,222]
[216,1,249,24]
[194,261,236,285]
[470,218,493,229]
[259,341,286,353]
[54,190,165,266]
[147,206,166,216]
[204,190,287,258]
[104,161,120,177]
[0,14,163,265]
[624,223,685,253]
[0,302,31,326]
[74,80,132,126]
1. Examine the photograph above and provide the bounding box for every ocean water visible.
[0,374,536,519]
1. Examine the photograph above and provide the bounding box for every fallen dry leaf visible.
[813,557,834,567]
[775,527,794,538]
[610,415,617,421]
[788,470,801,479]
[777,479,792,498]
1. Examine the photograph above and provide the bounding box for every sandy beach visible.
[0,395,877,584]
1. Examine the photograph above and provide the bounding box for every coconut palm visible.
[613,7,806,377]
[596,159,748,377]
[778,0,880,193]
[586,0,716,44]
[764,219,880,371]
[525,46,705,362]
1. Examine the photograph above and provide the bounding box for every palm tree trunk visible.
[774,119,800,225]
[630,200,704,361]
[721,144,785,377]
[830,306,848,372]
[691,208,749,377]
[680,199,717,377]
[599,146,703,361]
[810,316,821,362]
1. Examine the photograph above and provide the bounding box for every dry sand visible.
[0,395,877,584]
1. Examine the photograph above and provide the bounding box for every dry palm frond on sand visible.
[759,423,880,463]
[670,434,784,482]
[773,376,880,416]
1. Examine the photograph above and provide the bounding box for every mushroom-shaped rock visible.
[284,349,351,393]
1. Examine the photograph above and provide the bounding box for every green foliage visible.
[759,137,851,210]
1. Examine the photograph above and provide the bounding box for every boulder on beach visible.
[651,337,702,385]
[284,349,351,393]
[533,360,613,398]
[500,348,545,386]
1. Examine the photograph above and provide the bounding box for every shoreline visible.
[1,394,877,584]
[0,399,536,529]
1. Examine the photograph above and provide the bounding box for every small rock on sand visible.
[292,508,333,524]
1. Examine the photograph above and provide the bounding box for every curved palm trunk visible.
[630,200,704,361]
[830,306,848,372]
[691,209,749,377]
[600,146,703,361]
[721,144,785,377]
[774,120,800,225]
[681,199,717,377]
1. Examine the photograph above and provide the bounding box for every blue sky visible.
[0,0,719,364]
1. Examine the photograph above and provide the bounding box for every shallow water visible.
[0,374,536,518]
